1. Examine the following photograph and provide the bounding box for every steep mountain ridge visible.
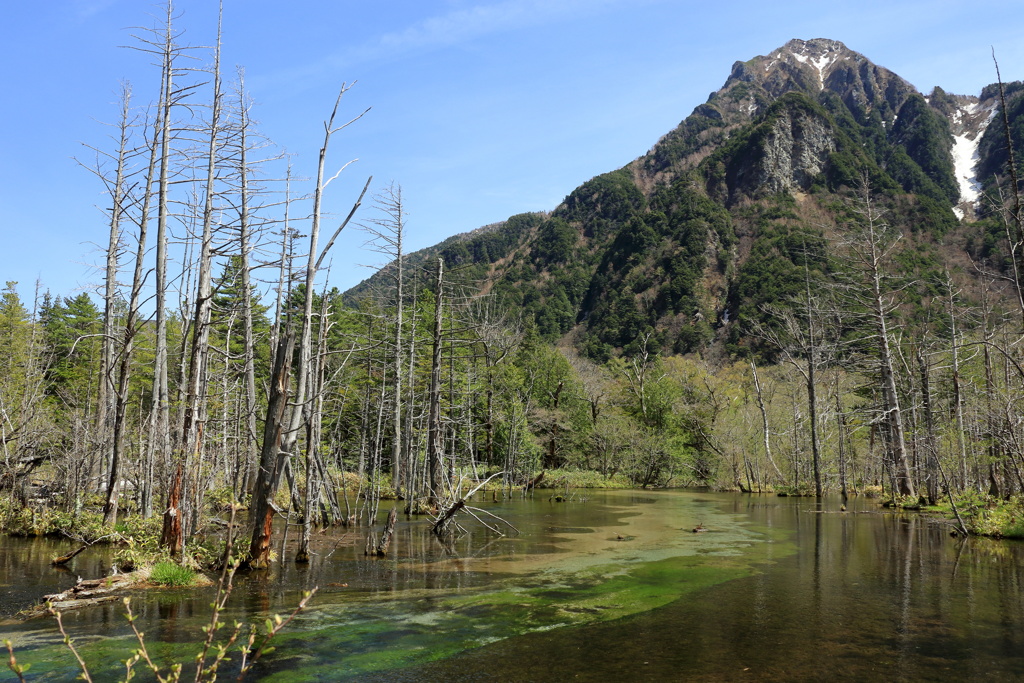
[636,39,915,185]
[349,39,1023,360]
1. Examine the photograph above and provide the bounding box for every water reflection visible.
[383,494,1024,682]
[3,492,1023,681]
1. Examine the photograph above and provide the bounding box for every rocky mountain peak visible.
[717,38,914,117]
[773,38,852,90]
[353,37,1024,359]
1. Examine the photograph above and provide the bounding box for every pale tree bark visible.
[752,239,834,496]
[247,85,368,567]
[80,82,135,526]
[362,185,408,496]
[803,255,823,497]
[992,55,1024,326]
[944,272,970,493]
[123,0,190,535]
[233,68,261,502]
[148,0,178,520]
[844,182,915,499]
[95,83,133,515]
[162,3,225,554]
[247,332,294,568]
[471,300,520,472]
[426,257,445,504]
[124,103,164,520]
[749,361,784,482]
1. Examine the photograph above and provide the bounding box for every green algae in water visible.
[5,491,791,681]
[252,492,789,681]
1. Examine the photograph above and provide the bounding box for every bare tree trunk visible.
[363,185,406,496]
[97,84,134,524]
[234,69,260,504]
[98,85,133,526]
[545,381,564,469]
[750,362,784,482]
[858,185,914,499]
[993,56,1024,325]
[150,0,176,532]
[803,259,823,498]
[163,5,224,552]
[917,346,939,504]
[404,278,419,501]
[247,85,367,563]
[247,333,294,568]
[427,258,445,504]
[835,386,849,505]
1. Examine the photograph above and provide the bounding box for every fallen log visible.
[524,470,545,492]
[432,472,515,537]
[431,500,466,536]
[21,569,151,620]
[51,544,88,566]
[51,533,118,567]
[43,596,120,614]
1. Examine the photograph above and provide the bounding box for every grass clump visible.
[150,560,198,587]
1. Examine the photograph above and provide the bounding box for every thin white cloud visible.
[254,0,658,93]
[372,0,610,55]
[71,0,118,21]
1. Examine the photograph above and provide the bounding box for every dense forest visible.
[3,14,1024,583]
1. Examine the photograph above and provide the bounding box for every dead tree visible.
[246,332,294,568]
[426,257,446,504]
[246,84,369,566]
[431,471,517,538]
[837,182,915,499]
[163,3,226,554]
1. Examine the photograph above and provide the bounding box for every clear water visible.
[2,491,1023,681]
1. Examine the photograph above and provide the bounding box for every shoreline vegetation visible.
[3,468,1022,591]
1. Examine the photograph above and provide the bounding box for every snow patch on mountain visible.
[951,102,997,219]
[788,42,840,89]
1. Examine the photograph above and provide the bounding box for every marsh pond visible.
[3,490,1023,681]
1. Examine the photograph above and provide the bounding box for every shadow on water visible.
[3,491,1024,681]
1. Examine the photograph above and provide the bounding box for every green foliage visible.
[212,256,271,356]
[150,560,198,587]
[963,216,1016,274]
[556,169,646,234]
[729,215,828,354]
[532,468,632,490]
[112,514,163,570]
[976,86,1024,190]
[39,292,102,406]
[0,282,32,390]
[531,217,577,266]
[642,103,728,176]
[887,94,959,204]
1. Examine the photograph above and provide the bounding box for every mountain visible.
[348,38,1021,360]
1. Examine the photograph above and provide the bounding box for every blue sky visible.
[3,0,1023,304]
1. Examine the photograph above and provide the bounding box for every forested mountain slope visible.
[349,38,1022,360]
